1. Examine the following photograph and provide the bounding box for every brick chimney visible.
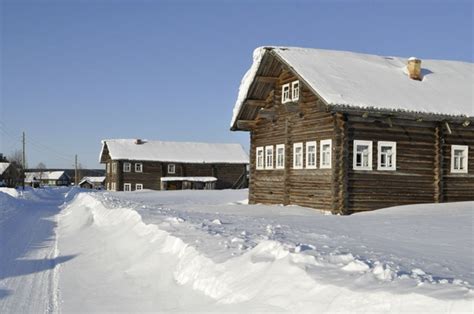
[407,57,422,81]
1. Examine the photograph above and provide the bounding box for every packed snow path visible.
[0,187,473,313]
[0,188,72,313]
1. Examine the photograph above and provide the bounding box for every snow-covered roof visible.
[160,176,217,182]
[0,163,10,175]
[79,176,105,185]
[25,171,68,182]
[231,47,473,127]
[100,139,249,164]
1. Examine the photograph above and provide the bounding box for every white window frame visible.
[111,182,116,191]
[256,146,264,170]
[123,183,131,191]
[451,145,468,173]
[135,183,143,190]
[265,145,274,169]
[282,83,290,104]
[306,141,317,169]
[293,142,303,169]
[291,80,300,101]
[276,144,285,169]
[135,163,143,173]
[377,141,397,171]
[353,140,373,171]
[320,139,332,169]
[123,162,131,172]
[112,162,117,174]
[106,163,110,173]
[168,164,176,174]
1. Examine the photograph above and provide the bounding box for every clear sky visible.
[1,0,472,169]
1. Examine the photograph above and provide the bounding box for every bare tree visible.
[8,150,24,169]
[7,149,25,188]
[36,162,47,181]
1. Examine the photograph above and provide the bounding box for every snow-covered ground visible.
[0,187,473,312]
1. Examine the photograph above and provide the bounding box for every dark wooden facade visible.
[100,146,247,192]
[233,51,473,213]
[0,163,21,188]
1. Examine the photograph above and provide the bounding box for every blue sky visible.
[1,0,472,169]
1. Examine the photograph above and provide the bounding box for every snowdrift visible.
[57,191,473,312]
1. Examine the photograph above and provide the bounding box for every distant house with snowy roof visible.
[0,162,21,188]
[25,171,71,187]
[99,139,249,191]
[79,176,106,190]
[231,46,473,214]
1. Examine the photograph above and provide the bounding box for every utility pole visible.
[75,154,78,186]
[22,132,26,190]
[22,132,26,169]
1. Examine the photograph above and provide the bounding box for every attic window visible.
[123,162,131,172]
[282,84,290,103]
[168,164,176,174]
[292,81,300,101]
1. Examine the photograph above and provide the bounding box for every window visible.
[112,162,117,174]
[276,144,285,169]
[353,140,373,170]
[320,139,332,169]
[123,183,131,191]
[306,141,317,169]
[106,163,110,174]
[123,162,131,172]
[135,163,143,173]
[168,164,176,174]
[451,145,468,173]
[256,147,264,170]
[265,145,274,169]
[136,183,143,190]
[282,83,290,103]
[293,143,303,169]
[111,182,116,191]
[377,141,396,171]
[292,81,300,101]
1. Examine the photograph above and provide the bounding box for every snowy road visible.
[1,187,473,313]
[0,188,73,313]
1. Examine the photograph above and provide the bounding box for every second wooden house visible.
[99,139,249,191]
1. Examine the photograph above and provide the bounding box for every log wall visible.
[249,70,335,210]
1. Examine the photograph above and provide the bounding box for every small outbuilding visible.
[79,176,106,190]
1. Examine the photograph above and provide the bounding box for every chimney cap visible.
[408,56,421,62]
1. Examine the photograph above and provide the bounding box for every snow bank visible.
[0,187,20,198]
[57,191,473,312]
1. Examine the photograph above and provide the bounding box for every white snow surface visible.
[231,47,474,127]
[160,176,217,182]
[1,187,473,312]
[78,176,105,185]
[101,139,249,164]
[0,163,10,175]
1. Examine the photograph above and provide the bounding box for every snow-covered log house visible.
[231,47,473,214]
[99,139,249,191]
